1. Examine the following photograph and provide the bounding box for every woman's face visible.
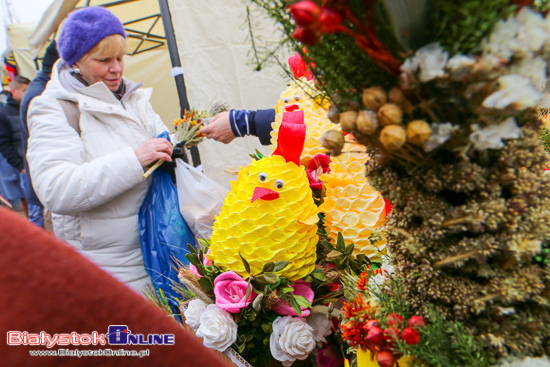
[75,52,125,92]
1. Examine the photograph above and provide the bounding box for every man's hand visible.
[200,111,235,144]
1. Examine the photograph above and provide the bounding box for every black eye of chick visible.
[259,172,268,182]
[275,179,285,189]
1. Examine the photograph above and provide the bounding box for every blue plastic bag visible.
[138,133,194,318]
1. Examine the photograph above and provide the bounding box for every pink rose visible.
[214,271,256,313]
[189,249,213,277]
[273,280,314,317]
[316,343,344,367]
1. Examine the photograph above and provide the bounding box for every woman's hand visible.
[135,138,173,168]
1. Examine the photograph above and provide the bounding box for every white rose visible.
[306,313,333,344]
[196,304,237,352]
[183,299,207,331]
[270,316,315,367]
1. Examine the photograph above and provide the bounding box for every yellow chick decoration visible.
[208,111,319,280]
[269,54,336,168]
[319,135,388,260]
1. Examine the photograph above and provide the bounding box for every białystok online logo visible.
[7,326,175,348]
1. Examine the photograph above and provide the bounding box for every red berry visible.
[387,313,403,327]
[366,326,384,345]
[364,319,381,331]
[293,27,322,46]
[376,351,395,367]
[288,1,321,28]
[408,315,426,329]
[401,327,420,345]
[319,7,342,34]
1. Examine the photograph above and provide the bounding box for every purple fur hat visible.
[57,7,126,67]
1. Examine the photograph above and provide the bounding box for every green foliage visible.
[372,278,497,367]
[431,0,517,54]
[248,0,399,107]
[542,126,550,153]
[535,0,550,12]
[232,308,274,366]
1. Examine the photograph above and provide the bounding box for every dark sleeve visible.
[0,113,23,171]
[229,108,275,145]
[253,109,276,145]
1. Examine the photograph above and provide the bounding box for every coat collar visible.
[50,59,143,104]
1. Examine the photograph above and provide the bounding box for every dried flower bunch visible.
[248,0,550,364]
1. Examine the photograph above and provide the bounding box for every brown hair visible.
[10,75,31,88]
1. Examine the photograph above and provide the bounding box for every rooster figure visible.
[269,53,336,168]
[208,111,319,280]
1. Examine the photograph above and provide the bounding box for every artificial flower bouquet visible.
[178,243,344,367]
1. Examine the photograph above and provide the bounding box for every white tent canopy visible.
[19,0,291,187]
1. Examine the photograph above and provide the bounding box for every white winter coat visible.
[27,60,168,291]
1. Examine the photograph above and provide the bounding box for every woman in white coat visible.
[27,7,173,291]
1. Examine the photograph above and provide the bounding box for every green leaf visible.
[280,286,294,293]
[197,238,211,249]
[262,262,275,273]
[294,295,312,309]
[245,277,252,305]
[251,278,269,289]
[336,232,346,252]
[237,343,246,354]
[239,252,252,274]
[186,243,197,255]
[253,293,264,313]
[327,250,342,258]
[345,243,354,256]
[261,323,272,333]
[263,273,280,284]
[197,277,213,292]
[185,253,201,267]
[290,299,302,316]
[312,272,327,281]
[273,261,289,272]
[321,241,334,251]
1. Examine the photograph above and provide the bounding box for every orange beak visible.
[251,187,279,203]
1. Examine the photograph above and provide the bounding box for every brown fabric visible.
[0,207,230,367]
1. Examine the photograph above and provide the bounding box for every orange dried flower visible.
[357,272,368,291]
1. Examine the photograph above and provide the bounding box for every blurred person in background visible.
[19,41,59,230]
[0,75,30,216]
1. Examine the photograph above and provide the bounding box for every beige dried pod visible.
[321,130,345,156]
[378,103,403,126]
[407,120,432,146]
[327,105,340,124]
[356,110,379,135]
[339,111,358,133]
[380,125,406,151]
[362,87,387,110]
[388,87,406,105]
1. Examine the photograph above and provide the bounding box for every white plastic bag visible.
[175,159,228,238]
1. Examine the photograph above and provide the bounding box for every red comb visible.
[288,52,314,81]
[272,111,306,166]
